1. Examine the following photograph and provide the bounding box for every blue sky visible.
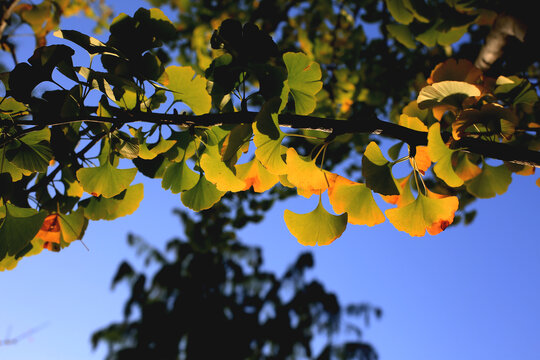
[1,2,540,360]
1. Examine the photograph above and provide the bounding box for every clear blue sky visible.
[1,2,540,360]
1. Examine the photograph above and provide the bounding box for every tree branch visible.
[4,110,540,168]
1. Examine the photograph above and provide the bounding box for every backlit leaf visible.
[253,98,287,175]
[162,66,211,115]
[328,176,385,226]
[282,52,323,115]
[286,147,329,198]
[77,160,137,198]
[0,203,47,261]
[385,191,459,236]
[181,176,226,211]
[235,158,279,193]
[82,183,144,220]
[161,159,199,194]
[200,145,246,192]
[284,198,348,246]
[428,122,463,187]
[417,80,480,109]
[466,162,512,198]
[362,142,399,195]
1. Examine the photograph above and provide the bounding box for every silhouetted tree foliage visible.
[92,193,381,360]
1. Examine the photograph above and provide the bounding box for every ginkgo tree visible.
[1,0,539,270]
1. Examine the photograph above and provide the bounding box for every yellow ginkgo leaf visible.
[284,198,348,246]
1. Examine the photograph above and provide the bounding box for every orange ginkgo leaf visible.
[35,214,61,251]
[235,157,279,193]
[427,58,483,85]
[328,175,385,226]
[385,190,459,237]
[380,174,415,208]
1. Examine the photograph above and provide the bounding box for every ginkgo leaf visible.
[6,141,53,173]
[77,160,137,198]
[466,162,512,198]
[163,131,197,163]
[253,98,287,175]
[286,147,329,198]
[0,148,32,181]
[58,208,88,245]
[328,176,385,226]
[82,183,144,220]
[0,203,47,260]
[362,141,399,195]
[161,159,199,194]
[138,135,176,160]
[200,146,246,192]
[34,214,61,251]
[284,198,348,246]
[235,157,279,193]
[181,175,226,211]
[221,124,252,165]
[385,191,459,236]
[454,153,481,182]
[380,174,415,207]
[428,122,463,187]
[162,65,211,115]
[386,24,416,48]
[385,0,414,24]
[282,52,323,115]
[417,80,480,109]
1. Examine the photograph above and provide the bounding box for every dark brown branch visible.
[6,110,540,168]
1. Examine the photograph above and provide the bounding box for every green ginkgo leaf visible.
[328,176,385,226]
[428,122,463,187]
[6,141,53,173]
[362,141,399,195]
[181,175,226,211]
[386,24,416,49]
[58,208,88,245]
[0,203,47,261]
[163,131,197,162]
[253,98,287,175]
[163,66,211,115]
[385,0,414,24]
[284,198,348,246]
[138,136,176,160]
[466,162,512,198]
[0,148,32,181]
[282,52,323,115]
[77,160,137,198]
[82,183,144,220]
[161,159,199,194]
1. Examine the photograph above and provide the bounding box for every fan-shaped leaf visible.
[428,122,463,187]
[385,191,459,236]
[77,160,137,198]
[282,52,323,115]
[362,142,399,195]
[284,198,348,246]
[162,66,211,115]
[180,176,225,211]
[328,176,385,226]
